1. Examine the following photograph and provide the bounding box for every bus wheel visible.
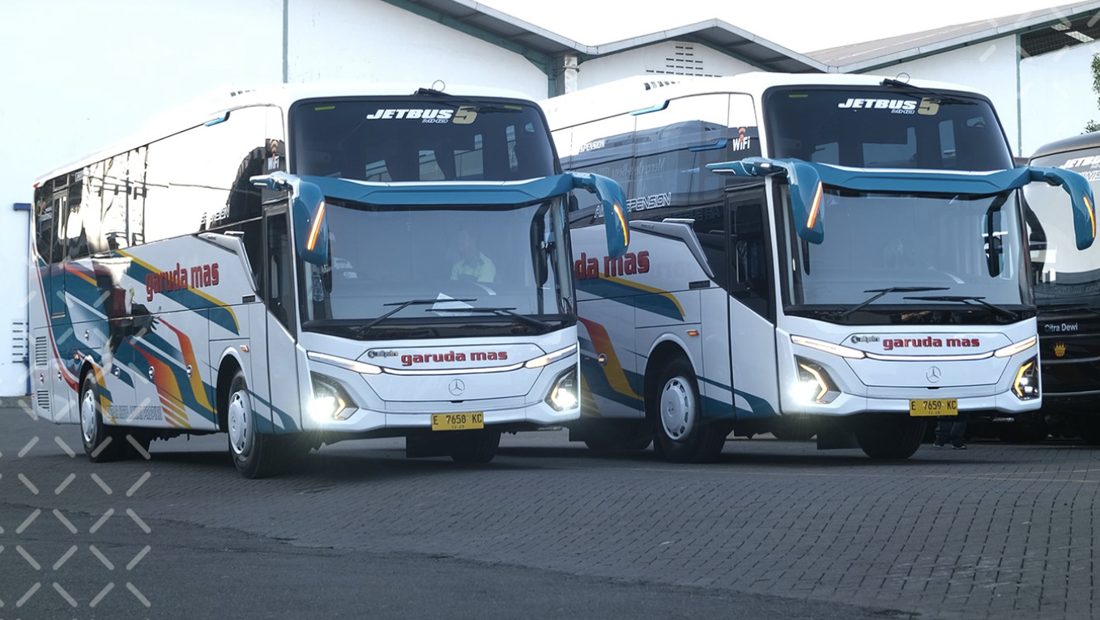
[582,420,653,452]
[79,372,124,462]
[853,413,925,460]
[649,358,727,463]
[226,370,281,479]
[449,429,501,464]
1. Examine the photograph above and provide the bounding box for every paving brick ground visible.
[2,398,1098,619]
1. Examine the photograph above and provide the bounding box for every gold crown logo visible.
[1054,342,1067,358]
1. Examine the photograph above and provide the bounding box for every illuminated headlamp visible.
[546,367,579,412]
[791,335,865,359]
[794,357,839,404]
[308,373,357,421]
[994,336,1037,358]
[525,344,578,369]
[308,351,383,375]
[1012,357,1040,400]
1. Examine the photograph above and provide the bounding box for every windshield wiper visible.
[880,78,977,106]
[429,307,550,331]
[834,286,950,319]
[413,88,522,114]
[432,306,553,331]
[357,298,476,333]
[904,295,1022,321]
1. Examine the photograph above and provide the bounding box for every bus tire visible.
[582,419,653,452]
[449,429,501,464]
[854,413,925,460]
[226,370,282,479]
[649,358,727,463]
[79,372,125,462]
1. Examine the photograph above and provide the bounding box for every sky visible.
[478,0,1085,53]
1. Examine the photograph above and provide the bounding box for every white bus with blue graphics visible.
[30,84,628,477]
[543,73,1094,461]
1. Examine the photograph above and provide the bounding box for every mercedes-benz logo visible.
[926,366,942,383]
[449,379,466,396]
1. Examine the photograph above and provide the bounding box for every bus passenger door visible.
[726,185,780,419]
[262,208,301,433]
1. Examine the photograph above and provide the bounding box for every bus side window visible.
[265,211,295,330]
[34,186,55,264]
[690,208,728,287]
[729,186,772,319]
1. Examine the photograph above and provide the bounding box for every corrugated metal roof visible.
[396,0,826,73]
[395,0,583,56]
[393,0,1100,76]
[807,1,1100,72]
[587,19,827,73]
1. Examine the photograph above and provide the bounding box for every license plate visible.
[909,399,958,416]
[431,412,485,431]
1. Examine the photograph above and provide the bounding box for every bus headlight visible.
[309,373,357,421]
[794,357,839,404]
[1012,357,1040,400]
[546,367,579,412]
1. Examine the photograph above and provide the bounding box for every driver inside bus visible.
[450,229,496,283]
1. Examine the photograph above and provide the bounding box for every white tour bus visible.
[542,73,1095,461]
[30,83,628,477]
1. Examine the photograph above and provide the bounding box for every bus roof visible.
[539,72,992,131]
[1028,131,1100,162]
[34,81,537,186]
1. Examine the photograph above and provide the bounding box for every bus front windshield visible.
[778,188,1030,324]
[290,97,557,182]
[765,86,1014,171]
[299,199,575,339]
[1026,148,1100,308]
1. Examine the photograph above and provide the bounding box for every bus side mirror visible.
[709,158,824,244]
[571,172,629,258]
[251,172,330,264]
[1027,166,1096,250]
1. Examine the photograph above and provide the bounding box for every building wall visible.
[0,0,549,397]
[577,41,761,90]
[1020,41,1100,157]
[287,0,549,95]
[853,36,1100,158]
[868,37,1026,156]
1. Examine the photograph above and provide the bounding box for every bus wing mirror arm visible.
[709,157,825,244]
[250,172,291,191]
[1028,166,1096,250]
[252,172,330,264]
[570,172,630,258]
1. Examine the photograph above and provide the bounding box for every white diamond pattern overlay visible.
[5,428,154,611]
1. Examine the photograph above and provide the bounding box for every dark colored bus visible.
[1025,132,1100,444]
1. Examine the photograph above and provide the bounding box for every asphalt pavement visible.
[2,398,1098,620]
